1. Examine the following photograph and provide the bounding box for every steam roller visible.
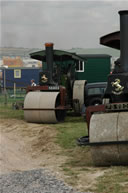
[86,10,128,166]
[24,43,85,123]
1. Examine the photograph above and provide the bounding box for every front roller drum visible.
[24,91,66,123]
[89,112,128,166]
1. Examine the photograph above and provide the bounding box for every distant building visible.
[22,58,42,67]
[1,56,42,68]
[3,56,23,67]
[0,67,41,89]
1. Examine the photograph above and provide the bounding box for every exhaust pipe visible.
[119,10,128,72]
[45,42,54,84]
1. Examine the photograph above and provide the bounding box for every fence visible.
[0,88,25,119]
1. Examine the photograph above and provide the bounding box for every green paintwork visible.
[30,49,111,83]
[75,57,111,83]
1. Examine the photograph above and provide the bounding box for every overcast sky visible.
[0,0,128,49]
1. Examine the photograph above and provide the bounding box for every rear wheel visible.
[89,97,102,106]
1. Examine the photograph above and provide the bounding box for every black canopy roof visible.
[100,31,120,50]
[30,49,84,62]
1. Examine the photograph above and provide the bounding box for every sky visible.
[0,0,128,50]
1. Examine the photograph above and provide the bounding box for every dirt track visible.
[0,119,67,177]
[0,118,106,192]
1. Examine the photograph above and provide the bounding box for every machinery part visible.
[84,82,107,107]
[86,105,105,135]
[73,80,87,113]
[102,98,110,105]
[85,10,128,166]
[90,112,128,166]
[119,11,128,72]
[39,43,55,86]
[103,11,128,103]
[88,97,102,106]
[24,91,66,123]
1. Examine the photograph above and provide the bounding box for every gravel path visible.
[0,169,92,193]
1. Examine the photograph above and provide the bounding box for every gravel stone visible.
[0,169,93,193]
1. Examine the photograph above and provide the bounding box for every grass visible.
[0,103,24,119]
[0,105,128,193]
[55,116,87,149]
[52,116,92,165]
[0,92,24,119]
[95,166,128,193]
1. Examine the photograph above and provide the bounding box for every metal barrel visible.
[119,10,128,72]
[45,42,54,84]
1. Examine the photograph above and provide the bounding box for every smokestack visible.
[119,10,128,72]
[45,42,54,84]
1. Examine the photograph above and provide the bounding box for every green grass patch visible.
[0,104,24,119]
[52,116,93,169]
[0,92,24,119]
[54,116,87,149]
[94,166,128,193]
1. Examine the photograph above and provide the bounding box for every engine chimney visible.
[45,43,54,84]
[119,10,128,72]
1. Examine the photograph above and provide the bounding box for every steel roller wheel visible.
[24,91,66,123]
[73,80,87,113]
[89,112,128,166]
